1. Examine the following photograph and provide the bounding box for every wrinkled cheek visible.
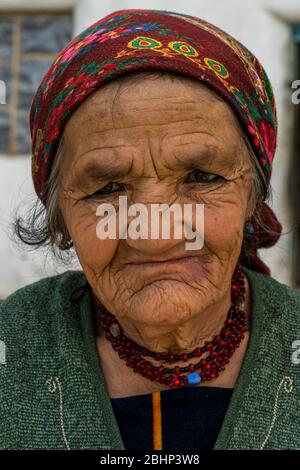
[203,208,244,259]
[68,215,119,274]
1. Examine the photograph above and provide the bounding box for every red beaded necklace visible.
[93,264,246,389]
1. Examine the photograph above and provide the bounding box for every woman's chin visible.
[128,278,207,326]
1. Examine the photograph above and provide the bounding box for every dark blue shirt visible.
[110,386,233,451]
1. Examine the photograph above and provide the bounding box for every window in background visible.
[291,25,300,289]
[0,13,72,154]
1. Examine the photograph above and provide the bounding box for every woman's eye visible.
[92,182,125,197]
[184,169,222,184]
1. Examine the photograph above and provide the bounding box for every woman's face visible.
[59,74,253,336]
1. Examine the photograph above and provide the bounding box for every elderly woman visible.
[0,9,300,451]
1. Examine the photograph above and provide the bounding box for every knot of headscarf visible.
[29,8,281,276]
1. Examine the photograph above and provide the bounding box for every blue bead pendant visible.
[187,372,202,386]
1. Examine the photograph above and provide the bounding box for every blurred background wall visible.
[0,0,300,297]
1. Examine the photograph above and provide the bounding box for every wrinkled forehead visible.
[57,73,251,186]
[62,72,242,139]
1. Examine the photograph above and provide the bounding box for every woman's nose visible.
[123,198,187,255]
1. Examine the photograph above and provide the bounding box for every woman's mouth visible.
[127,256,207,280]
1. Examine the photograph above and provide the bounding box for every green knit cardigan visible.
[1,266,300,450]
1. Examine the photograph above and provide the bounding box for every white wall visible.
[0,0,299,296]
[0,155,76,298]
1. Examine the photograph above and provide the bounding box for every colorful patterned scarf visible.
[29,9,282,275]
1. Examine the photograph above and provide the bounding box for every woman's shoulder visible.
[0,270,88,335]
[1,269,87,300]
[243,266,300,331]
[244,266,300,298]
[0,270,89,402]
